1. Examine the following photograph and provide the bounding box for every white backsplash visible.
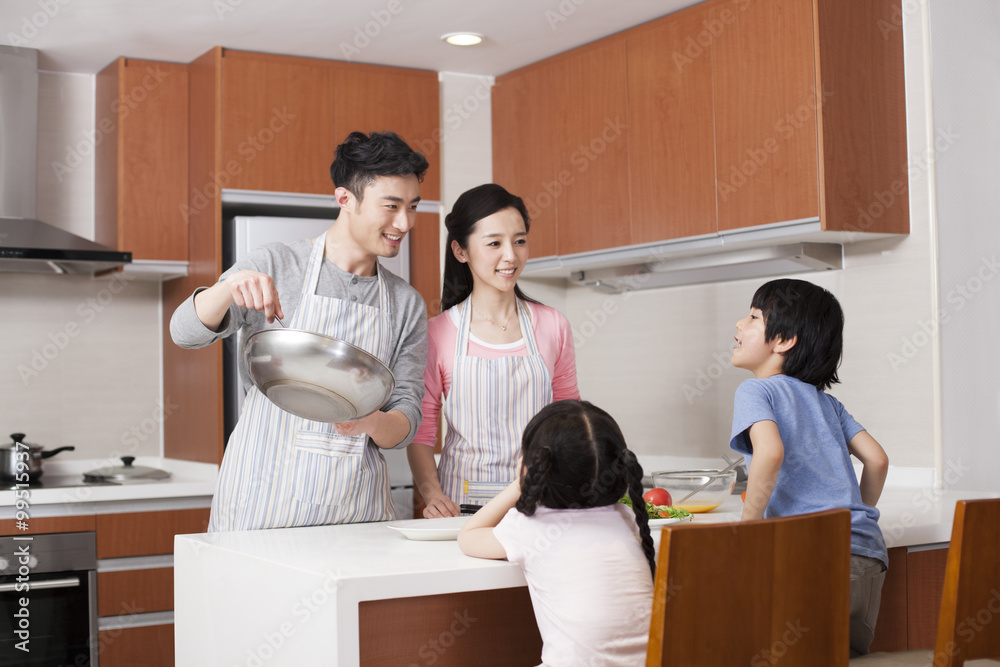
[0,272,163,459]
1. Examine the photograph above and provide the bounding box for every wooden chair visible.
[851,498,1000,667]
[647,508,851,666]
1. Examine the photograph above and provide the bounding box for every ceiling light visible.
[442,32,483,46]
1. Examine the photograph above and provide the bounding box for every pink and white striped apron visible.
[438,298,552,506]
[208,232,394,531]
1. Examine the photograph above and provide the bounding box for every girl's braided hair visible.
[515,399,656,578]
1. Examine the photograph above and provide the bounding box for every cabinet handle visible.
[0,576,80,592]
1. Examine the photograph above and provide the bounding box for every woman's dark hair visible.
[330,131,429,201]
[441,183,541,311]
[751,278,844,390]
[516,400,656,579]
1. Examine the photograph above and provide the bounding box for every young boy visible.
[730,278,889,657]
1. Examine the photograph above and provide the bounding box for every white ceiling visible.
[0,0,695,76]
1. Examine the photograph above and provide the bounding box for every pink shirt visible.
[413,302,579,445]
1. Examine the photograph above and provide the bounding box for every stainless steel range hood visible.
[0,45,131,275]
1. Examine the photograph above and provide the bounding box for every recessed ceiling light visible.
[442,32,483,46]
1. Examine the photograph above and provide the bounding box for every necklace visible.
[471,303,515,332]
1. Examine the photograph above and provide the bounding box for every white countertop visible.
[0,457,218,517]
[173,484,998,665]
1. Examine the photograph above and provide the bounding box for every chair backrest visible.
[934,498,1000,667]
[647,508,851,667]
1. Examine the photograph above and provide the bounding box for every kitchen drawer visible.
[98,567,173,617]
[97,508,210,558]
[98,623,174,667]
[0,514,95,536]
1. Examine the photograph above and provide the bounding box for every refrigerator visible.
[222,214,415,518]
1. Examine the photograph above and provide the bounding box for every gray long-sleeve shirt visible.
[169,239,428,448]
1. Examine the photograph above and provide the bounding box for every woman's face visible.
[451,207,529,294]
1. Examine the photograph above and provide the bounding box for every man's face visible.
[337,174,421,258]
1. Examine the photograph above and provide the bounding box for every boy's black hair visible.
[751,278,844,390]
[516,399,656,578]
[329,131,429,202]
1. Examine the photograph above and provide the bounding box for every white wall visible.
[0,72,163,460]
[929,0,1000,491]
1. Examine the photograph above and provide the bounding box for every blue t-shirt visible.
[730,375,887,566]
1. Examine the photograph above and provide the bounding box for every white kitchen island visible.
[174,519,540,666]
[174,486,1000,666]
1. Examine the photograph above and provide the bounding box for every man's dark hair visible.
[751,278,844,390]
[330,131,430,201]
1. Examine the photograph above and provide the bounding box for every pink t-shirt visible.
[493,504,654,666]
[413,302,579,445]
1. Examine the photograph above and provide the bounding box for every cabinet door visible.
[95,58,189,261]
[712,0,819,231]
[493,65,559,258]
[331,63,441,201]
[408,211,441,316]
[552,36,631,257]
[221,50,336,195]
[98,623,173,667]
[627,5,718,245]
[96,508,211,558]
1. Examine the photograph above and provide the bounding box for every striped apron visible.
[208,232,395,531]
[438,298,552,506]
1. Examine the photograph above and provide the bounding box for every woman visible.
[408,183,579,518]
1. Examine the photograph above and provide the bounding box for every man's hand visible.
[226,270,284,323]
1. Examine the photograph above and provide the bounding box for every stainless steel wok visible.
[243,325,395,423]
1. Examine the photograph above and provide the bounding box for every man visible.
[170,131,429,531]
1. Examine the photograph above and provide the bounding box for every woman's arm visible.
[741,420,784,521]
[407,443,460,517]
[548,308,580,400]
[848,430,889,507]
[457,480,520,559]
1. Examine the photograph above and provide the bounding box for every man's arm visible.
[741,420,784,521]
[194,269,284,330]
[847,430,889,507]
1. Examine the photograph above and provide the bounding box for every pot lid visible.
[84,456,171,483]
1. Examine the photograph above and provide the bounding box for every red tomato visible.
[643,487,672,507]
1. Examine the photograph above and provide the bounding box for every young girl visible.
[458,399,655,666]
[408,183,579,518]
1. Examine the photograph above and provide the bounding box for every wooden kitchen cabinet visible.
[96,507,210,558]
[219,49,440,200]
[95,508,209,667]
[868,545,949,652]
[98,623,174,667]
[221,51,337,195]
[492,61,560,258]
[95,58,189,261]
[331,61,441,201]
[493,36,629,259]
[493,0,909,261]
[626,3,718,244]
[712,0,909,234]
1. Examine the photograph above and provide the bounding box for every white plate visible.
[648,515,694,528]
[386,516,471,541]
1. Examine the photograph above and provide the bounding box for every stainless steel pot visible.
[243,326,395,423]
[0,433,75,481]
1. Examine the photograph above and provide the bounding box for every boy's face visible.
[733,307,785,378]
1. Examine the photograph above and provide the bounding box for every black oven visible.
[0,532,98,666]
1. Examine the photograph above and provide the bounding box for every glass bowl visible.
[651,469,737,513]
